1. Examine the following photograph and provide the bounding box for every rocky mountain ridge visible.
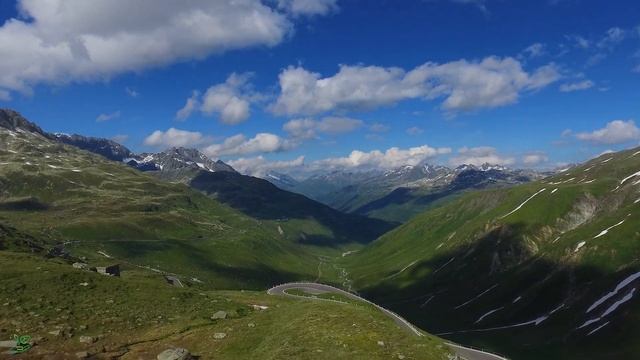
[0,108,236,175]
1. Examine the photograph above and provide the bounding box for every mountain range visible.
[343,146,640,360]
[0,109,394,247]
[2,108,640,360]
[265,162,548,222]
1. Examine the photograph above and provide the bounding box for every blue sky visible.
[1,0,639,176]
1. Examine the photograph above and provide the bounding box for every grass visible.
[342,146,640,360]
[0,251,451,360]
[4,118,640,359]
[0,126,345,290]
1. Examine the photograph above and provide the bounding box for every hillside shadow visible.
[189,171,397,245]
[355,223,640,360]
[0,197,49,211]
[101,239,305,290]
[352,170,520,217]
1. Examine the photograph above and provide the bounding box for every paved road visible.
[268,282,508,360]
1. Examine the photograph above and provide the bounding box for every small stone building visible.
[93,264,120,277]
[164,275,184,288]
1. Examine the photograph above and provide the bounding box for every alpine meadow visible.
[1,1,640,359]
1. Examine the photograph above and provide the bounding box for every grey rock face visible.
[211,311,227,320]
[157,348,191,360]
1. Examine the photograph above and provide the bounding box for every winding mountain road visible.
[268,282,508,360]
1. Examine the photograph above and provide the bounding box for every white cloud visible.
[597,27,626,49]
[283,116,363,139]
[203,133,295,157]
[522,43,546,58]
[561,129,573,137]
[0,89,11,101]
[271,56,560,115]
[586,53,607,67]
[0,0,297,96]
[271,64,423,115]
[111,134,129,144]
[365,133,384,142]
[200,73,252,124]
[96,110,120,122]
[228,155,305,176]
[314,145,452,170]
[176,91,201,121]
[143,128,208,148]
[522,152,548,166]
[575,120,640,144]
[450,146,515,167]
[125,87,139,98]
[565,35,591,49]
[282,118,316,139]
[448,0,488,13]
[559,80,594,92]
[176,73,255,124]
[277,0,338,17]
[369,123,390,133]
[406,126,424,136]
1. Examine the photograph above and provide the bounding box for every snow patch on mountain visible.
[499,188,546,219]
[587,271,640,313]
[594,218,627,239]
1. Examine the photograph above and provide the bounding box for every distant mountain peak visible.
[265,171,299,189]
[454,163,508,172]
[129,147,236,173]
[479,163,508,171]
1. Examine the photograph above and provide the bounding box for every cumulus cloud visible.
[143,128,209,148]
[282,118,316,139]
[203,133,295,157]
[277,0,338,17]
[313,145,452,170]
[522,152,549,166]
[271,56,560,116]
[283,116,363,139]
[575,120,640,144]
[96,111,121,122]
[0,1,300,96]
[450,146,515,167]
[559,80,594,92]
[176,73,255,124]
[228,155,305,176]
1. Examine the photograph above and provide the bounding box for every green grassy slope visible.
[0,251,451,360]
[0,124,335,289]
[350,186,466,223]
[344,147,640,360]
[188,171,397,245]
